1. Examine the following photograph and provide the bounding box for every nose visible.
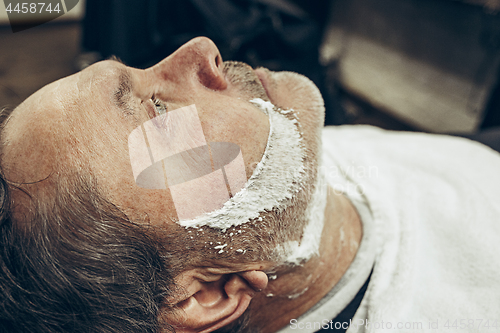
[152,37,227,90]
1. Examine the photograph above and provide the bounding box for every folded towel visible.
[322,125,500,332]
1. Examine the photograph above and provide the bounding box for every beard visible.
[165,61,326,272]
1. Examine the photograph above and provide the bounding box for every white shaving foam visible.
[287,287,309,299]
[177,98,305,231]
[280,167,327,265]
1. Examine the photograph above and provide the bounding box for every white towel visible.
[321,125,500,333]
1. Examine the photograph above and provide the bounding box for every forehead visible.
[1,61,132,180]
[78,60,131,97]
[7,60,127,128]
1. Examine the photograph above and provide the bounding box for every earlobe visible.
[170,271,268,333]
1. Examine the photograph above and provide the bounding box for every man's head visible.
[0,37,325,332]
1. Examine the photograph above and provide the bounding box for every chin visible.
[239,69,326,266]
[255,68,325,129]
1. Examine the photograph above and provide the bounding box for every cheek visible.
[200,105,269,179]
[105,176,180,225]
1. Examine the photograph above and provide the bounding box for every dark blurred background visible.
[1,0,500,133]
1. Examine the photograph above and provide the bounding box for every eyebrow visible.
[107,55,124,64]
[113,68,134,115]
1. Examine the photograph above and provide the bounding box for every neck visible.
[248,188,363,333]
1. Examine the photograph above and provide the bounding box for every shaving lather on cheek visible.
[176,99,306,231]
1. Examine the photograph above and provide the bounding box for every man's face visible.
[2,37,325,268]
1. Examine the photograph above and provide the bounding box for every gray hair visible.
[0,159,179,332]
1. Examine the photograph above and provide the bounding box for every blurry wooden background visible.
[0,23,80,110]
[1,0,499,133]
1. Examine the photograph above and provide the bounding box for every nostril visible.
[197,53,227,90]
[215,54,222,68]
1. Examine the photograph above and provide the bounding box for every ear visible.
[169,270,268,333]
